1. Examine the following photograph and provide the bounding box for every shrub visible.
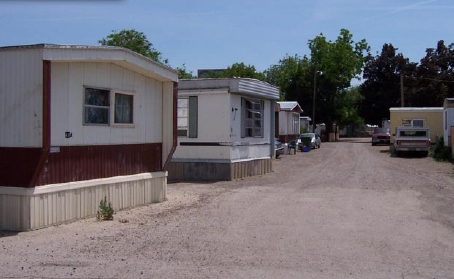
[96,196,114,221]
[430,136,452,162]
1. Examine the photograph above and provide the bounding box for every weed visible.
[96,197,114,221]
[429,136,452,162]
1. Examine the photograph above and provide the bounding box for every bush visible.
[96,197,114,221]
[430,136,452,162]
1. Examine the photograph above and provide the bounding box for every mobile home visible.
[0,44,178,230]
[168,78,279,181]
[389,107,443,144]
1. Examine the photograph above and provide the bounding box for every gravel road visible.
[1,138,454,279]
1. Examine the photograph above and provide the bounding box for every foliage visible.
[412,40,454,106]
[308,29,369,90]
[429,136,452,162]
[96,197,114,221]
[176,63,195,79]
[308,29,369,132]
[264,54,310,101]
[359,43,417,125]
[99,29,167,63]
[335,87,364,126]
[202,62,265,80]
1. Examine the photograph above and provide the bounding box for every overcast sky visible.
[1,0,453,76]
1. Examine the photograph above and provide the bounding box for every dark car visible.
[371,127,390,146]
[275,140,284,158]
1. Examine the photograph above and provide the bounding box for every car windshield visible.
[300,133,314,138]
[373,128,389,134]
[399,130,427,137]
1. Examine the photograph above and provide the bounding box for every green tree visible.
[265,54,310,101]
[308,29,370,133]
[176,64,195,79]
[413,40,454,106]
[335,87,364,126]
[202,62,266,80]
[99,29,167,63]
[359,43,417,125]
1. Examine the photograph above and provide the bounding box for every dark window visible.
[84,88,110,125]
[242,98,263,138]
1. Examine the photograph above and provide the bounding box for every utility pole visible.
[312,70,322,132]
[400,73,404,107]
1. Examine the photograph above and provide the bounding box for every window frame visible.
[113,91,135,126]
[83,86,111,126]
[241,97,264,138]
[177,96,198,138]
[83,86,135,127]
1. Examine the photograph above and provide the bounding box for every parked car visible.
[371,127,390,146]
[393,126,430,156]
[275,140,284,158]
[298,133,321,149]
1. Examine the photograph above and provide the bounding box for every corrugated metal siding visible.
[34,143,162,186]
[0,172,167,231]
[0,49,43,147]
[167,158,272,182]
[0,147,42,187]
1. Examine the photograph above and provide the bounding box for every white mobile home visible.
[443,98,454,148]
[169,78,280,181]
[0,44,178,230]
[276,101,303,143]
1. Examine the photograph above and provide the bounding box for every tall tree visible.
[308,29,370,132]
[265,54,310,101]
[413,40,454,106]
[99,29,167,63]
[359,44,416,125]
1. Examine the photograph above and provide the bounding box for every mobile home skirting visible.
[0,172,167,231]
[167,158,272,182]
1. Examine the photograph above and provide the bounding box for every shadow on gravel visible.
[0,230,18,238]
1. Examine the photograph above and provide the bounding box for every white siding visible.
[0,49,43,147]
[173,92,231,160]
[444,108,454,146]
[50,62,163,146]
[173,92,272,161]
[279,111,288,135]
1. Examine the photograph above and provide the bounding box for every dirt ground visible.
[1,138,454,279]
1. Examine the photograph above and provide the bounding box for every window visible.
[242,98,263,138]
[84,87,134,126]
[292,113,299,134]
[177,96,198,137]
[411,119,425,127]
[84,88,110,125]
[114,93,133,124]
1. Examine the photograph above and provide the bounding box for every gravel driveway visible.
[1,138,454,279]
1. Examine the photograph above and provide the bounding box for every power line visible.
[404,75,454,83]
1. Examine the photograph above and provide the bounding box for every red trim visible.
[163,81,178,170]
[29,60,51,187]
[34,144,162,186]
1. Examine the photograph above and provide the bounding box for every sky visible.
[1,0,454,78]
